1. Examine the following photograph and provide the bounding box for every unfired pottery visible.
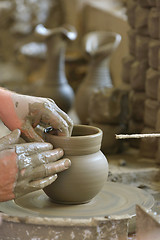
[43,125,108,204]
[75,31,121,124]
[34,24,77,113]
[88,87,129,154]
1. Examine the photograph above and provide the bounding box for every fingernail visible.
[50,174,58,181]
[64,159,71,168]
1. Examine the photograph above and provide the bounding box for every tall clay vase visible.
[34,24,77,113]
[75,31,121,123]
[43,125,108,204]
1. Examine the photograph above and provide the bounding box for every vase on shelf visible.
[34,24,77,113]
[75,31,121,123]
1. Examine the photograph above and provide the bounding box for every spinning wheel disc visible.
[0,182,154,219]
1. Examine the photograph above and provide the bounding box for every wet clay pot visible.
[44,125,108,204]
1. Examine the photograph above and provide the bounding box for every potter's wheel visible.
[0,182,154,220]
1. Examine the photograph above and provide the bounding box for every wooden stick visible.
[116,133,160,139]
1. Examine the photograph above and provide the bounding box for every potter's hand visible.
[0,88,73,142]
[0,129,71,202]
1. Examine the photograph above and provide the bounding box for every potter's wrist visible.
[0,149,18,202]
[0,88,22,130]
[11,92,45,106]
[0,88,36,106]
[0,88,13,120]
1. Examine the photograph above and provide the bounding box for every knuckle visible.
[44,164,49,176]
[38,152,47,164]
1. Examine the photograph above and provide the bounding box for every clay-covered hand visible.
[0,129,71,202]
[0,88,73,142]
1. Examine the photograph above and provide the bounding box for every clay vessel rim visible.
[84,31,121,56]
[83,30,121,40]
[47,124,102,140]
[35,24,77,41]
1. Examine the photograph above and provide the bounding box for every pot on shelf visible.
[34,24,77,113]
[75,31,121,123]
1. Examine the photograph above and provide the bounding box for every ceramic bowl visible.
[43,125,108,204]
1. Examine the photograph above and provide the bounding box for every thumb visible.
[21,120,44,142]
[0,129,21,151]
